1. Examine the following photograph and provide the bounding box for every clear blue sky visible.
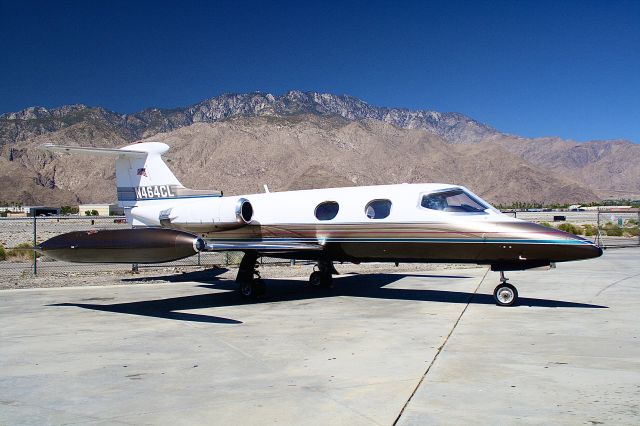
[1,0,638,142]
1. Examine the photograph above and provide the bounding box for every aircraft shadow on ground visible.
[49,272,608,324]
[120,268,230,284]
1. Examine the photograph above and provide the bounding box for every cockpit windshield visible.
[421,189,489,213]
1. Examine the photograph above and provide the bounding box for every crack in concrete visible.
[392,268,489,425]
[593,272,640,299]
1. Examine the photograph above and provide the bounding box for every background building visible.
[78,204,124,216]
[24,206,61,216]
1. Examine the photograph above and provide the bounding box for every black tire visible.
[309,271,323,287]
[253,278,266,296]
[239,278,266,298]
[309,271,332,288]
[493,283,519,307]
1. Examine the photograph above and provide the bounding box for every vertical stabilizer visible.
[115,142,182,188]
[113,142,183,206]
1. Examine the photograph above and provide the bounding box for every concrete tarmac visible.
[1,248,638,425]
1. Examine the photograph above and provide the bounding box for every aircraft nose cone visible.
[564,235,603,261]
[574,242,603,260]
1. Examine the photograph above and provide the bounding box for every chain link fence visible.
[1,210,637,277]
[503,209,640,248]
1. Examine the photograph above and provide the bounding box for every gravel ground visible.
[0,262,482,290]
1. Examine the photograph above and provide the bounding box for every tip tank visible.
[37,228,204,264]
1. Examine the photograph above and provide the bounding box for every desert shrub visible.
[0,244,6,261]
[626,218,638,226]
[557,223,583,235]
[538,221,553,228]
[624,227,639,237]
[605,227,623,237]
[6,242,40,261]
[582,224,598,237]
[60,205,79,215]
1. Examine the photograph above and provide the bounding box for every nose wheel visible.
[493,271,519,307]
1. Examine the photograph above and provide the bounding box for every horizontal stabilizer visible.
[41,143,149,158]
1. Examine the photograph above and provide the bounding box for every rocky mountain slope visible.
[0,91,637,205]
[0,91,497,146]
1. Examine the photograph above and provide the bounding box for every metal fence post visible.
[32,214,37,276]
[596,208,601,247]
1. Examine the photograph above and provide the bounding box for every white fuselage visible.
[128,183,515,229]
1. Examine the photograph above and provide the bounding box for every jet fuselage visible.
[128,183,602,270]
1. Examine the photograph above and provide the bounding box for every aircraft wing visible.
[205,241,323,253]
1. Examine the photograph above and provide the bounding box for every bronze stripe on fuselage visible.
[199,221,601,265]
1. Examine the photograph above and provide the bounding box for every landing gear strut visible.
[493,271,519,307]
[309,260,336,288]
[236,251,265,298]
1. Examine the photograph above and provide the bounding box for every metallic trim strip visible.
[204,237,593,245]
[205,242,322,251]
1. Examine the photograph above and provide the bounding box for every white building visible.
[78,204,125,216]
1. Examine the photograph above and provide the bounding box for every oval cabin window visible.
[315,201,339,220]
[365,199,392,219]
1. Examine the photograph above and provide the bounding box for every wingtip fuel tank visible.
[37,228,204,264]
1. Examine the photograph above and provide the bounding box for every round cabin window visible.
[315,201,339,220]
[365,199,392,219]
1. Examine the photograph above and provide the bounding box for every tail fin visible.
[43,142,221,207]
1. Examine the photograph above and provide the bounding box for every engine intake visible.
[236,198,253,223]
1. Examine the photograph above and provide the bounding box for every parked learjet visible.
[38,142,602,306]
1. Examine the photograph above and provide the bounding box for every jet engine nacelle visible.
[131,197,253,233]
[37,228,205,264]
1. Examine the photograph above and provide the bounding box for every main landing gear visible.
[309,260,337,288]
[236,251,265,298]
[493,271,519,307]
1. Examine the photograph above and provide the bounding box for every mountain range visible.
[1,91,638,206]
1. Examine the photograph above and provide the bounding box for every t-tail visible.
[42,142,222,210]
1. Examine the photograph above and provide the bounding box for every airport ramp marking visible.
[392,268,489,425]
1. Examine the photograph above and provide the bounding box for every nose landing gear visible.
[493,271,519,307]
